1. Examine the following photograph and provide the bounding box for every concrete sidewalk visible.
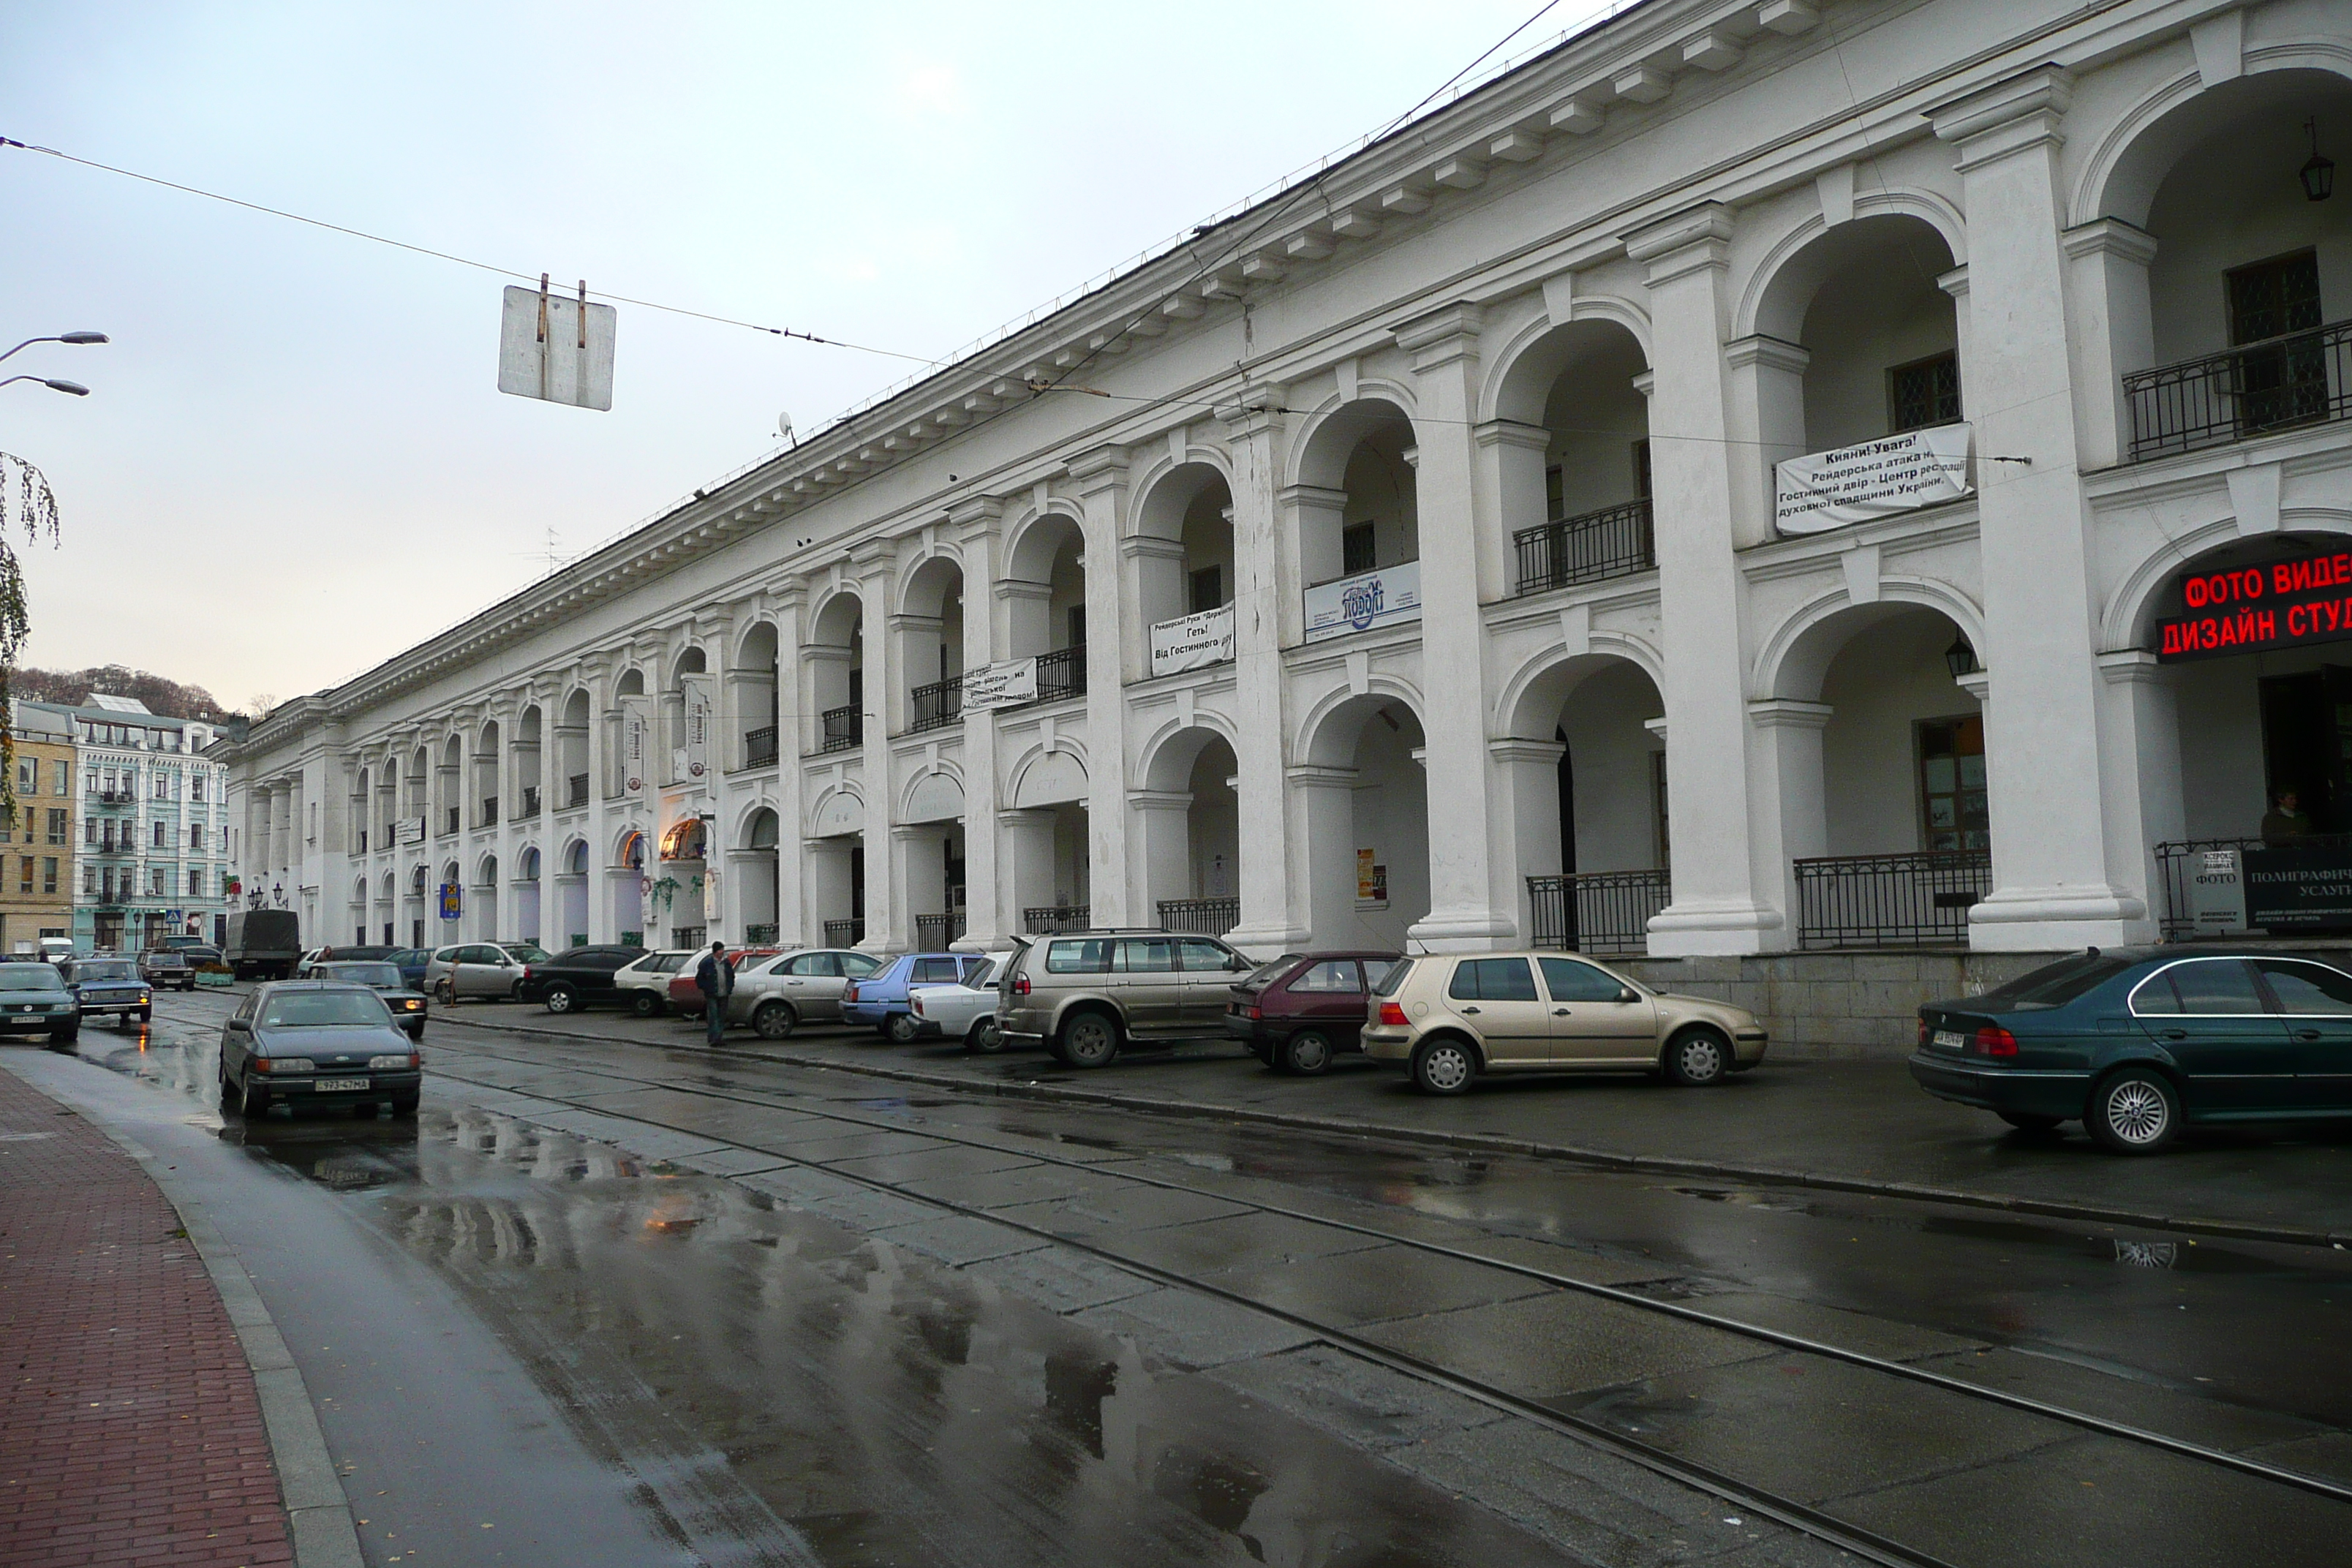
[0,1061,295,1568]
[424,998,2352,1247]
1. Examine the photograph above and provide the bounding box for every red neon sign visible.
[2157,551,2352,661]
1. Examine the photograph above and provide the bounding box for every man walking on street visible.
[695,941,734,1046]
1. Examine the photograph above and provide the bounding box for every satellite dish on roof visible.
[777,413,796,446]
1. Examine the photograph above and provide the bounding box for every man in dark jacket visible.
[693,941,734,1045]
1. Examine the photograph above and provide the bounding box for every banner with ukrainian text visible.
[1774,423,1973,535]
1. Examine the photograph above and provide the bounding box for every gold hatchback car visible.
[1361,951,1768,1094]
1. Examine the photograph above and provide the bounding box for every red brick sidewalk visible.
[0,1063,293,1567]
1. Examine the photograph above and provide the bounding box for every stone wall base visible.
[1618,950,2057,1061]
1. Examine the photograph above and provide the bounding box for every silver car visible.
[728,948,883,1039]
[424,942,530,1001]
[611,949,698,1017]
[996,931,1257,1068]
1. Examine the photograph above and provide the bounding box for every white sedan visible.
[908,957,1004,1052]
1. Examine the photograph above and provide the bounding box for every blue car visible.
[843,952,992,1043]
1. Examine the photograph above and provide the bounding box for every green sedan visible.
[1911,947,2352,1154]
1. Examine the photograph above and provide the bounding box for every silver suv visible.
[998,930,1257,1067]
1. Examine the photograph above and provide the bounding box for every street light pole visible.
[0,332,108,364]
[0,376,90,396]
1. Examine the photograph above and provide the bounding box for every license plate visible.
[312,1077,370,1093]
[1932,1030,1965,1051]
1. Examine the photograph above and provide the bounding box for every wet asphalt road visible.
[18,991,2352,1566]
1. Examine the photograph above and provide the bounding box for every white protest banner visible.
[620,696,652,800]
[1304,561,1422,645]
[682,673,714,780]
[1149,603,1237,676]
[1774,423,1973,535]
[962,657,1039,712]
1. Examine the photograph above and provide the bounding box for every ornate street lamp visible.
[2303,119,2336,203]
[1944,637,1980,679]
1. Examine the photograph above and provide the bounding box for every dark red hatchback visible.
[1224,950,1403,1074]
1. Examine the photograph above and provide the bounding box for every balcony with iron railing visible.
[1155,897,1239,937]
[743,726,778,768]
[1512,498,1655,597]
[479,796,498,829]
[1526,870,1670,957]
[822,916,865,946]
[1023,904,1091,935]
[1794,851,1990,949]
[745,922,780,945]
[2125,319,2352,461]
[909,676,963,734]
[1033,647,1087,703]
[565,774,590,810]
[818,705,863,755]
[915,911,966,949]
[516,785,541,820]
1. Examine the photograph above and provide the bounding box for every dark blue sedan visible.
[1912,947,2352,1154]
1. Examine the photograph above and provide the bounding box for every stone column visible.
[1226,406,1310,951]
[1071,450,1134,926]
[1487,737,1566,941]
[1472,421,1551,601]
[951,500,1007,950]
[1286,765,1360,947]
[1625,203,1781,954]
[1746,700,1835,941]
[853,545,894,951]
[1930,67,2147,947]
[581,655,615,944]
[998,808,1058,932]
[769,589,807,947]
[1129,788,1194,919]
[2061,219,2158,471]
[1721,339,1808,548]
[1395,301,1512,950]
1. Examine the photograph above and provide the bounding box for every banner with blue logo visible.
[1303,561,1422,645]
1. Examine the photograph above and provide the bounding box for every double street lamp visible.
[1,331,108,396]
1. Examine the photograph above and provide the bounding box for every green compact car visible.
[0,962,80,1046]
[1911,948,2352,1154]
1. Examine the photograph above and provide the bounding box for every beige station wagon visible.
[1360,951,1767,1094]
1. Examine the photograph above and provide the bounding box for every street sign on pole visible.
[439,883,462,922]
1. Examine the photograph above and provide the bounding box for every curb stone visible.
[0,1058,367,1568]
[435,1008,2348,1252]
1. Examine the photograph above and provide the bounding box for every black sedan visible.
[515,946,647,1013]
[220,981,423,1119]
[0,962,79,1046]
[309,960,429,1041]
[1911,947,2352,1153]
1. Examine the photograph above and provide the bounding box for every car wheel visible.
[434,980,455,1005]
[886,1012,923,1045]
[48,1025,76,1050]
[752,1000,796,1041]
[964,1017,1004,1054]
[1662,1028,1730,1088]
[1411,1037,1477,1096]
[543,984,578,1015]
[389,1096,419,1118]
[1281,1029,1336,1077]
[2087,1068,2180,1155]
[629,990,663,1018]
[1058,1009,1121,1069]
[238,1077,271,1119]
[407,1024,425,1041]
[1997,1111,2065,1134]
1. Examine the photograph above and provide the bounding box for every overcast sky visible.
[3,1,1618,711]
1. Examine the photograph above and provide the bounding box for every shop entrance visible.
[2258,668,2352,833]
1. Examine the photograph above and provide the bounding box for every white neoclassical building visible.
[230,0,2352,1000]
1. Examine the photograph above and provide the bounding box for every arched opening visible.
[1492,320,1654,595]
[474,853,500,942]
[900,556,967,733]
[1007,749,1088,932]
[2105,71,2352,460]
[407,747,429,829]
[557,690,590,812]
[1754,215,1962,464]
[739,808,780,943]
[475,720,500,829]
[806,592,865,754]
[666,647,712,785]
[1134,464,1237,676]
[734,622,780,768]
[1295,400,1420,611]
[1138,728,1241,932]
[1504,654,1668,954]
[1767,602,1987,947]
[1005,513,1088,700]
[515,705,543,820]
[349,875,367,945]
[437,737,463,840]
[514,845,542,944]
[557,839,589,946]
[1297,696,1429,950]
[613,829,647,946]
[377,871,396,946]
[806,788,866,944]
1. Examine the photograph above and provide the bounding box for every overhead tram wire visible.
[0,135,943,368]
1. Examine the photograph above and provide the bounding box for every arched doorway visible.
[805,592,865,754]
[733,622,780,768]
[513,846,542,944]
[1501,652,1667,954]
[1137,726,1240,934]
[807,787,865,945]
[475,854,500,942]
[738,808,780,943]
[612,829,646,946]
[1294,695,1428,950]
[557,839,589,947]
[1008,748,1088,932]
[1292,400,1420,641]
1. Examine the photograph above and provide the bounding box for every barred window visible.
[1888,351,1961,433]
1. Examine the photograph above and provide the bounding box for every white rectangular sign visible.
[962,657,1039,712]
[497,284,617,411]
[1774,423,1972,535]
[1304,561,1422,645]
[1150,603,1237,677]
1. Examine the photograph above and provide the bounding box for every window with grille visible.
[1342,522,1376,576]
[1888,351,1961,433]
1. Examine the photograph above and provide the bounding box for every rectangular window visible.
[1545,462,1564,523]
[53,761,68,796]
[1188,565,1224,614]
[0,806,12,844]
[190,774,206,802]
[83,818,96,846]
[1888,350,1961,433]
[149,868,165,897]
[18,856,31,894]
[152,821,166,849]
[189,823,203,850]
[1066,604,1086,649]
[2228,249,2323,344]
[1342,521,1377,576]
[15,760,33,794]
[187,868,202,897]
[82,866,94,894]
[46,810,66,846]
[42,859,57,895]
[1918,715,1989,852]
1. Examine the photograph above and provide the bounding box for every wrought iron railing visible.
[744,726,778,767]
[1156,897,1240,936]
[1526,870,1670,957]
[517,786,541,820]
[1033,647,1087,702]
[1794,851,1990,949]
[745,923,779,945]
[2125,319,2351,461]
[819,704,863,753]
[565,774,589,810]
[910,676,963,732]
[442,807,460,837]
[1024,905,1091,934]
[915,911,966,949]
[823,917,864,946]
[480,796,498,828]
[1512,498,1655,596]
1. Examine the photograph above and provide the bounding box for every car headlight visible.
[368,1053,421,1070]
[255,1058,315,1074]
[400,998,423,1010]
